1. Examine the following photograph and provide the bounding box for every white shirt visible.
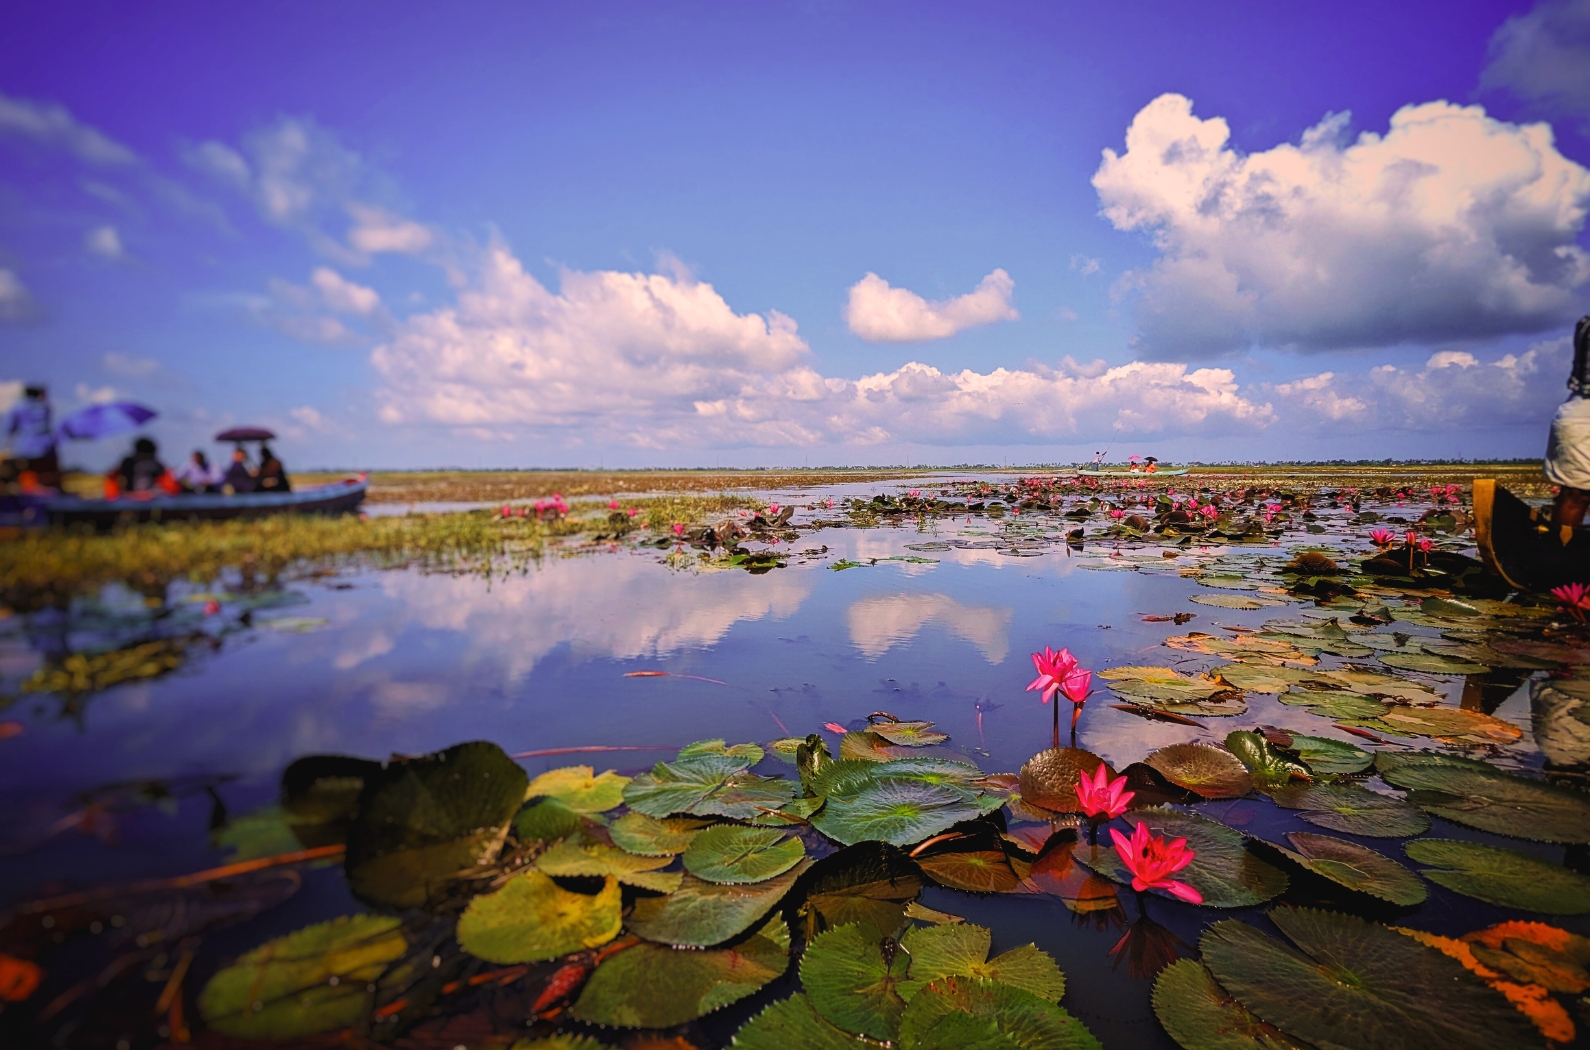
[174,459,222,488]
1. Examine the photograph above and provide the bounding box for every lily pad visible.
[1310,668,1442,701]
[609,812,707,856]
[536,834,682,892]
[1213,663,1314,694]
[570,913,790,1028]
[628,859,813,947]
[915,847,1028,894]
[1378,652,1490,675]
[1266,781,1430,838]
[1200,908,1539,1050]
[729,993,874,1050]
[1277,832,1426,906]
[897,976,1101,1050]
[1189,595,1276,610]
[811,765,996,847]
[525,766,631,813]
[1017,748,1108,814]
[345,741,529,909]
[1463,921,1590,992]
[515,798,583,843]
[197,915,407,1039]
[682,824,805,884]
[679,739,765,762]
[1376,752,1590,843]
[898,923,1065,1003]
[1073,807,1288,908]
[1151,959,1310,1050]
[1167,633,1315,666]
[1403,839,1590,914]
[1224,731,1309,789]
[280,754,379,847]
[799,841,923,938]
[622,750,755,817]
[1278,690,1393,720]
[1145,743,1253,799]
[1102,666,1231,702]
[800,922,911,1040]
[870,719,950,747]
[456,869,621,962]
[1355,706,1521,745]
[1276,732,1371,775]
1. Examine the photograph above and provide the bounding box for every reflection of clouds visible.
[375,554,813,681]
[847,593,1012,663]
[333,630,394,670]
[371,680,449,714]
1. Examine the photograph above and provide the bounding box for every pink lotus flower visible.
[908,489,922,498]
[766,504,781,515]
[1109,508,1125,520]
[1405,530,1418,546]
[1199,504,1218,521]
[501,504,513,517]
[1370,528,1395,547]
[1110,822,1202,903]
[202,600,221,616]
[608,500,621,510]
[1058,667,1091,707]
[1414,537,1433,553]
[1026,646,1079,703]
[1552,582,1590,623]
[627,508,639,518]
[672,523,685,536]
[1445,483,1461,497]
[1076,764,1134,820]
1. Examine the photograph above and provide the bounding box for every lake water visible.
[2,478,1582,1049]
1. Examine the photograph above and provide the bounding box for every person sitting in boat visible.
[256,444,291,493]
[1547,314,1590,526]
[221,447,256,494]
[1144,456,1159,474]
[2,384,61,491]
[173,449,221,493]
[111,436,177,496]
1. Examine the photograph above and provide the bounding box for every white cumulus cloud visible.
[84,225,123,260]
[0,269,39,322]
[844,269,1018,343]
[1483,0,1590,130]
[1094,93,1590,357]
[311,267,381,315]
[347,204,433,255]
[0,92,137,165]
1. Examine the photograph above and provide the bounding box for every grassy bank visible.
[1,494,759,600]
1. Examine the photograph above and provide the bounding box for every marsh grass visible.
[2,494,761,600]
[294,468,937,504]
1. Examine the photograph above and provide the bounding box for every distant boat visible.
[11,475,368,530]
[1472,478,1590,592]
[1076,467,1190,477]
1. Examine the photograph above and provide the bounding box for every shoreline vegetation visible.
[7,463,1550,601]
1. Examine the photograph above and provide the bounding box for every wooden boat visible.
[1076,467,1190,477]
[10,474,368,530]
[1472,478,1590,592]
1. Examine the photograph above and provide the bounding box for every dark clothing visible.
[117,451,167,493]
[257,457,291,493]
[222,461,256,494]
[1572,315,1590,397]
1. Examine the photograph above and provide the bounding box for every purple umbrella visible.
[56,401,158,440]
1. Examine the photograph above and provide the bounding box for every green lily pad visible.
[800,922,911,1040]
[1200,908,1539,1050]
[897,976,1101,1050]
[682,824,805,884]
[570,913,790,1028]
[1277,690,1392,720]
[679,739,765,762]
[916,848,1027,894]
[628,859,813,947]
[799,841,923,938]
[1355,705,1522,745]
[1073,807,1287,908]
[1102,666,1231,702]
[1276,832,1426,906]
[813,778,995,847]
[280,754,379,848]
[870,720,950,746]
[515,798,583,843]
[1266,782,1430,838]
[344,741,529,909]
[898,923,1065,1003]
[525,765,631,813]
[907,1011,1024,1050]
[197,915,407,1039]
[729,993,874,1050]
[1378,652,1490,675]
[1145,743,1253,799]
[1376,752,1590,843]
[508,1036,613,1050]
[1151,959,1311,1050]
[767,737,806,763]
[1403,839,1590,914]
[456,869,621,962]
[622,751,755,817]
[536,833,681,892]
[1214,663,1314,694]
[213,805,305,862]
[1224,731,1309,789]
[1277,732,1371,775]
[1309,668,1441,701]
[608,812,707,856]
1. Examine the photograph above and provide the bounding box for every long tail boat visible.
[1076,467,1191,477]
[1472,478,1590,592]
[5,474,368,530]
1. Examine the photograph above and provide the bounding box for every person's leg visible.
[1553,486,1590,527]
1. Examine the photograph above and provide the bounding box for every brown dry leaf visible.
[1463,922,1590,994]
[1397,927,1576,1045]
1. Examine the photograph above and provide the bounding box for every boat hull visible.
[1076,467,1190,477]
[1473,478,1590,592]
[31,476,368,529]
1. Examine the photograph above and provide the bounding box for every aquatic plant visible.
[1109,822,1202,904]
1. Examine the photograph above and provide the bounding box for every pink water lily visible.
[1076,764,1134,820]
[1370,528,1395,547]
[1110,822,1202,903]
[1199,504,1218,521]
[1026,646,1079,703]
[766,504,781,515]
[1552,582,1590,624]
[672,523,685,536]
[608,500,621,510]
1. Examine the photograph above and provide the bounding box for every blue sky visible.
[4,0,1590,468]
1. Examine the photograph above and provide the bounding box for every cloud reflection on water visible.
[847,592,1012,663]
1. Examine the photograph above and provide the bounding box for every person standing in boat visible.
[2,384,61,490]
[1547,314,1590,526]
[256,444,291,493]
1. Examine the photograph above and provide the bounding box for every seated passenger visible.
[256,444,291,493]
[174,450,220,493]
[115,437,171,494]
[221,448,256,494]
